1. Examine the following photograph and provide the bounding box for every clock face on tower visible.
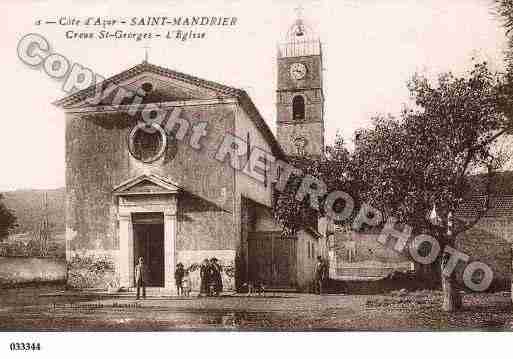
[289,62,307,80]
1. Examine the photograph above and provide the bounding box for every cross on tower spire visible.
[293,5,306,37]
[143,45,150,63]
[294,4,304,20]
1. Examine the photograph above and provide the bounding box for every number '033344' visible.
[9,342,41,351]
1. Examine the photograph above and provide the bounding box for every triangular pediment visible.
[113,174,181,196]
[54,62,242,109]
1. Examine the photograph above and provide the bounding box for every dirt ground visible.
[0,284,511,331]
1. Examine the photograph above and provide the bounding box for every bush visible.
[67,254,116,289]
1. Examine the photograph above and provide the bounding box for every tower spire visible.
[143,45,150,63]
[293,5,305,37]
[294,4,304,20]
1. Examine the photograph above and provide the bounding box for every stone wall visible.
[235,106,274,208]
[276,89,324,124]
[276,54,324,157]
[0,257,67,286]
[65,103,237,253]
[177,193,236,251]
[334,232,410,264]
[330,222,512,290]
[295,229,319,291]
[331,231,412,279]
[277,121,324,157]
[455,217,512,290]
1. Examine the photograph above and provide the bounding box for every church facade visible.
[55,17,327,293]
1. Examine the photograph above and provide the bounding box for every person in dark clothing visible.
[314,255,328,295]
[210,257,223,296]
[175,262,185,296]
[199,258,210,297]
[135,257,146,300]
[207,260,216,296]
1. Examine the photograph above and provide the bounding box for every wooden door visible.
[248,232,273,285]
[273,234,291,287]
[248,232,295,288]
[133,222,164,287]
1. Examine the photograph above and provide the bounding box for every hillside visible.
[2,188,65,234]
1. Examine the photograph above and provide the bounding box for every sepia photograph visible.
[1,0,513,353]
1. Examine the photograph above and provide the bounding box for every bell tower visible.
[276,10,325,158]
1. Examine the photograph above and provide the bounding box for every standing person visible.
[135,257,146,300]
[199,258,210,297]
[182,270,191,297]
[210,257,223,296]
[175,262,185,296]
[314,256,327,295]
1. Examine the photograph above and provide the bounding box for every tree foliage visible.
[495,0,513,72]
[0,193,17,240]
[272,136,358,235]
[352,62,512,247]
[273,62,512,248]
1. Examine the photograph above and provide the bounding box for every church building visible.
[55,16,328,293]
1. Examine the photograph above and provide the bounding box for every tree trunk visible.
[441,261,462,312]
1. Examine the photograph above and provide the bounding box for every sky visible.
[0,0,508,191]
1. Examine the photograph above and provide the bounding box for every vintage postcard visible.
[1,0,513,351]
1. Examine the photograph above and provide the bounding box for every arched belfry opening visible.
[292,95,305,120]
[279,7,320,58]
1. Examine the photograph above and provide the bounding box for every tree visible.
[352,63,513,311]
[272,136,358,238]
[496,0,513,72]
[0,193,17,241]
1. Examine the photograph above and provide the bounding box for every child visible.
[182,271,191,297]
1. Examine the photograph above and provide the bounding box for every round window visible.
[141,82,154,93]
[128,122,167,163]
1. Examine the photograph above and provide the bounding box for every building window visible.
[141,82,154,93]
[292,95,305,120]
[128,123,167,163]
